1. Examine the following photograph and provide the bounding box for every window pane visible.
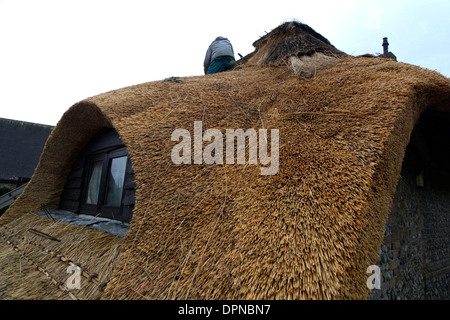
[105,156,127,207]
[86,160,103,205]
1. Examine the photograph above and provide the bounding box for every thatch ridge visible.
[1,51,449,299]
[239,21,346,67]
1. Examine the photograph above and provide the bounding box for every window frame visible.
[80,147,129,220]
[59,128,135,223]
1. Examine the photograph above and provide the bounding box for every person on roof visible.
[204,36,236,75]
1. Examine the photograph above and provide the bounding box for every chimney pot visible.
[382,37,389,54]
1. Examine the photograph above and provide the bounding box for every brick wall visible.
[420,169,450,299]
[369,145,450,300]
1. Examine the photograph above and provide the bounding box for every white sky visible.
[0,0,449,126]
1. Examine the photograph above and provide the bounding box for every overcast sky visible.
[1,0,449,126]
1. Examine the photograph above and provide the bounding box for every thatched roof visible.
[1,21,449,300]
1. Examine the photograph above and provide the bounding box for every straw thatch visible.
[1,21,449,300]
[240,21,346,65]
[0,213,121,299]
[236,21,346,79]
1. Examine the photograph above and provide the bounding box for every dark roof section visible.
[0,118,54,181]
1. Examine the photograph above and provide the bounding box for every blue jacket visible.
[204,37,235,74]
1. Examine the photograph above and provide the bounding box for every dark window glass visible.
[105,156,127,207]
[86,160,103,205]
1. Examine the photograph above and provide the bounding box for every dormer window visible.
[80,147,130,220]
[59,128,135,223]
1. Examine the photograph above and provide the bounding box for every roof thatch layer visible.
[0,213,121,299]
[0,22,449,300]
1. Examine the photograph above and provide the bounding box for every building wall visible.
[369,145,450,300]
[420,170,450,299]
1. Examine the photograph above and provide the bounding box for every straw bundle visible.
[288,53,339,78]
[0,21,449,300]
